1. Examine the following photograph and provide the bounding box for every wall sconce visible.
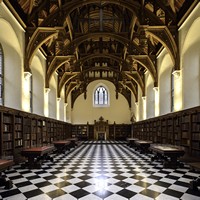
[64,103,68,107]
[24,72,32,80]
[153,87,158,92]
[57,97,61,102]
[172,70,181,78]
[135,102,138,106]
[142,96,146,101]
[45,88,50,94]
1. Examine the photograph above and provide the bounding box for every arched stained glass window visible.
[0,44,4,105]
[94,85,108,106]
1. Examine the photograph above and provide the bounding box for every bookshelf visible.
[191,112,200,156]
[23,117,31,148]
[0,105,73,162]
[42,120,48,145]
[31,118,37,147]
[109,124,115,140]
[114,124,131,140]
[174,116,181,146]
[132,106,200,158]
[14,115,23,160]
[47,121,55,143]
[71,124,88,140]
[88,124,94,140]
[181,114,191,149]
[2,113,13,157]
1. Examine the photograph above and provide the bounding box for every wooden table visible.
[53,140,71,153]
[127,138,138,148]
[0,159,14,189]
[67,137,78,148]
[134,140,153,153]
[150,145,185,168]
[21,146,55,169]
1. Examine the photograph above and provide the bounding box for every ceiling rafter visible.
[11,0,188,106]
[25,27,58,73]
[46,55,75,88]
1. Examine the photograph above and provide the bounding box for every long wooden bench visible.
[0,159,14,189]
[134,140,153,153]
[126,138,138,148]
[53,140,71,153]
[21,146,55,169]
[150,144,185,168]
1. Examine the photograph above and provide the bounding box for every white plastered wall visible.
[130,92,136,122]
[180,11,200,109]
[65,92,72,123]
[59,87,65,121]
[0,3,24,110]
[49,73,57,119]
[157,49,173,115]
[137,87,144,121]
[146,72,155,118]
[71,80,131,124]
[31,51,46,115]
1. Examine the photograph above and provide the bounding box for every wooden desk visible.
[67,137,78,148]
[21,146,55,169]
[53,140,71,153]
[134,140,152,153]
[0,159,14,189]
[127,138,138,148]
[188,162,200,191]
[150,145,185,168]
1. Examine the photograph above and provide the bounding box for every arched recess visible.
[31,54,45,115]
[182,17,200,109]
[71,80,130,124]
[146,73,154,118]
[158,53,173,115]
[0,18,22,109]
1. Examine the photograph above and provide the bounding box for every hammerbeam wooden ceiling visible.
[4,0,195,107]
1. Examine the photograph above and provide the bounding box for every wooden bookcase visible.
[174,115,181,146]
[0,105,72,162]
[71,124,88,140]
[109,124,115,140]
[132,106,200,157]
[23,116,31,148]
[14,115,23,160]
[178,113,191,156]
[107,123,131,140]
[47,121,55,142]
[88,124,94,140]
[2,113,13,157]
[191,112,200,156]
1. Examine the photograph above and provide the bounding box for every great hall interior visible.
[1,0,200,199]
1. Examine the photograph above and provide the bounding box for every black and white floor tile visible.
[1,141,200,200]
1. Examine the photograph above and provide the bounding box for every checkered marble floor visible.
[1,141,200,200]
